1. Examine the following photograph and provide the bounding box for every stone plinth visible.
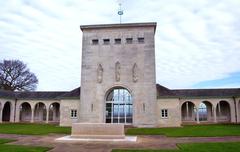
[71,123,125,139]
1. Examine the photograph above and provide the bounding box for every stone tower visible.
[79,23,157,127]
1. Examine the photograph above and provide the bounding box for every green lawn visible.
[0,123,71,135]
[112,142,240,152]
[0,138,50,152]
[126,124,240,137]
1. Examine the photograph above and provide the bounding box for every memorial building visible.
[0,22,240,127]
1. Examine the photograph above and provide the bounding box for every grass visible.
[0,123,71,135]
[126,124,240,137]
[112,142,240,152]
[0,138,50,152]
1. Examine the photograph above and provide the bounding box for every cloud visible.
[0,0,240,90]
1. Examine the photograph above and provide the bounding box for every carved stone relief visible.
[132,63,138,83]
[115,61,120,82]
[97,64,103,83]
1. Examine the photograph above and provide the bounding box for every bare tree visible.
[0,60,38,91]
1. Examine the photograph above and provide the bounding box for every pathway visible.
[1,134,240,152]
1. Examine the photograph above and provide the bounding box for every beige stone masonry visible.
[71,123,125,139]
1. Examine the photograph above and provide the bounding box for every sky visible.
[0,0,240,91]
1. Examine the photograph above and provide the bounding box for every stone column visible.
[31,109,34,123]
[0,109,2,123]
[213,106,217,123]
[46,109,49,123]
[196,108,200,124]
[186,102,189,120]
[10,103,14,122]
[237,101,239,123]
[15,103,20,122]
[192,106,195,121]
[218,102,221,121]
[53,108,56,122]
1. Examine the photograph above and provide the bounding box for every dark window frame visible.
[70,109,77,118]
[138,37,145,43]
[114,38,121,44]
[103,39,110,45]
[161,109,168,118]
[92,39,99,45]
[126,38,133,44]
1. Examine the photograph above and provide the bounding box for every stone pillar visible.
[46,109,49,123]
[196,108,200,124]
[192,106,195,121]
[10,103,15,122]
[15,104,20,122]
[53,108,56,122]
[213,106,217,123]
[218,102,221,121]
[186,102,189,120]
[0,109,2,123]
[31,109,34,123]
[236,101,239,123]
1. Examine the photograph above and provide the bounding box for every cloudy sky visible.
[1,0,240,91]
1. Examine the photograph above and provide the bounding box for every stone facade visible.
[79,23,157,127]
[60,99,80,126]
[157,98,181,127]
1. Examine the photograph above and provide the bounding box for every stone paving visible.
[1,134,240,152]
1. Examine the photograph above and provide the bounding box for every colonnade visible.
[181,100,234,124]
[0,101,60,123]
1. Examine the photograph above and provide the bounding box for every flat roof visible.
[80,22,157,32]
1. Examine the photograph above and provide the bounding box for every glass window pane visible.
[105,88,132,124]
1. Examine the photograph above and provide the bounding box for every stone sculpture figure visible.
[115,61,120,82]
[132,63,138,83]
[97,64,103,83]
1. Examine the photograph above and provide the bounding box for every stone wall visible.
[157,98,181,127]
[80,23,157,127]
[60,99,80,126]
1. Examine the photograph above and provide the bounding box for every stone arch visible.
[105,86,133,124]
[34,102,47,122]
[199,101,213,122]
[19,102,32,122]
[48,102,60,122]
[181,101,196,122]
[104,84,133,100]
[2,101,11,122]
[216,100,231,122]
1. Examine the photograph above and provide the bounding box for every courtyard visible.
[0,123,240,151]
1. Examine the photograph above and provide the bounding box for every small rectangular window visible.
[161,109,168,118]
[114,38,121,44]
[138,37,144,43]
[126,38,133,44]
[92,39,99,45]
[71,109,77,118]
[103,39,110,45]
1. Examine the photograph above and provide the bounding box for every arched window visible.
[105,87,132,124]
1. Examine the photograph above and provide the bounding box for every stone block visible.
[71,123,125,139]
